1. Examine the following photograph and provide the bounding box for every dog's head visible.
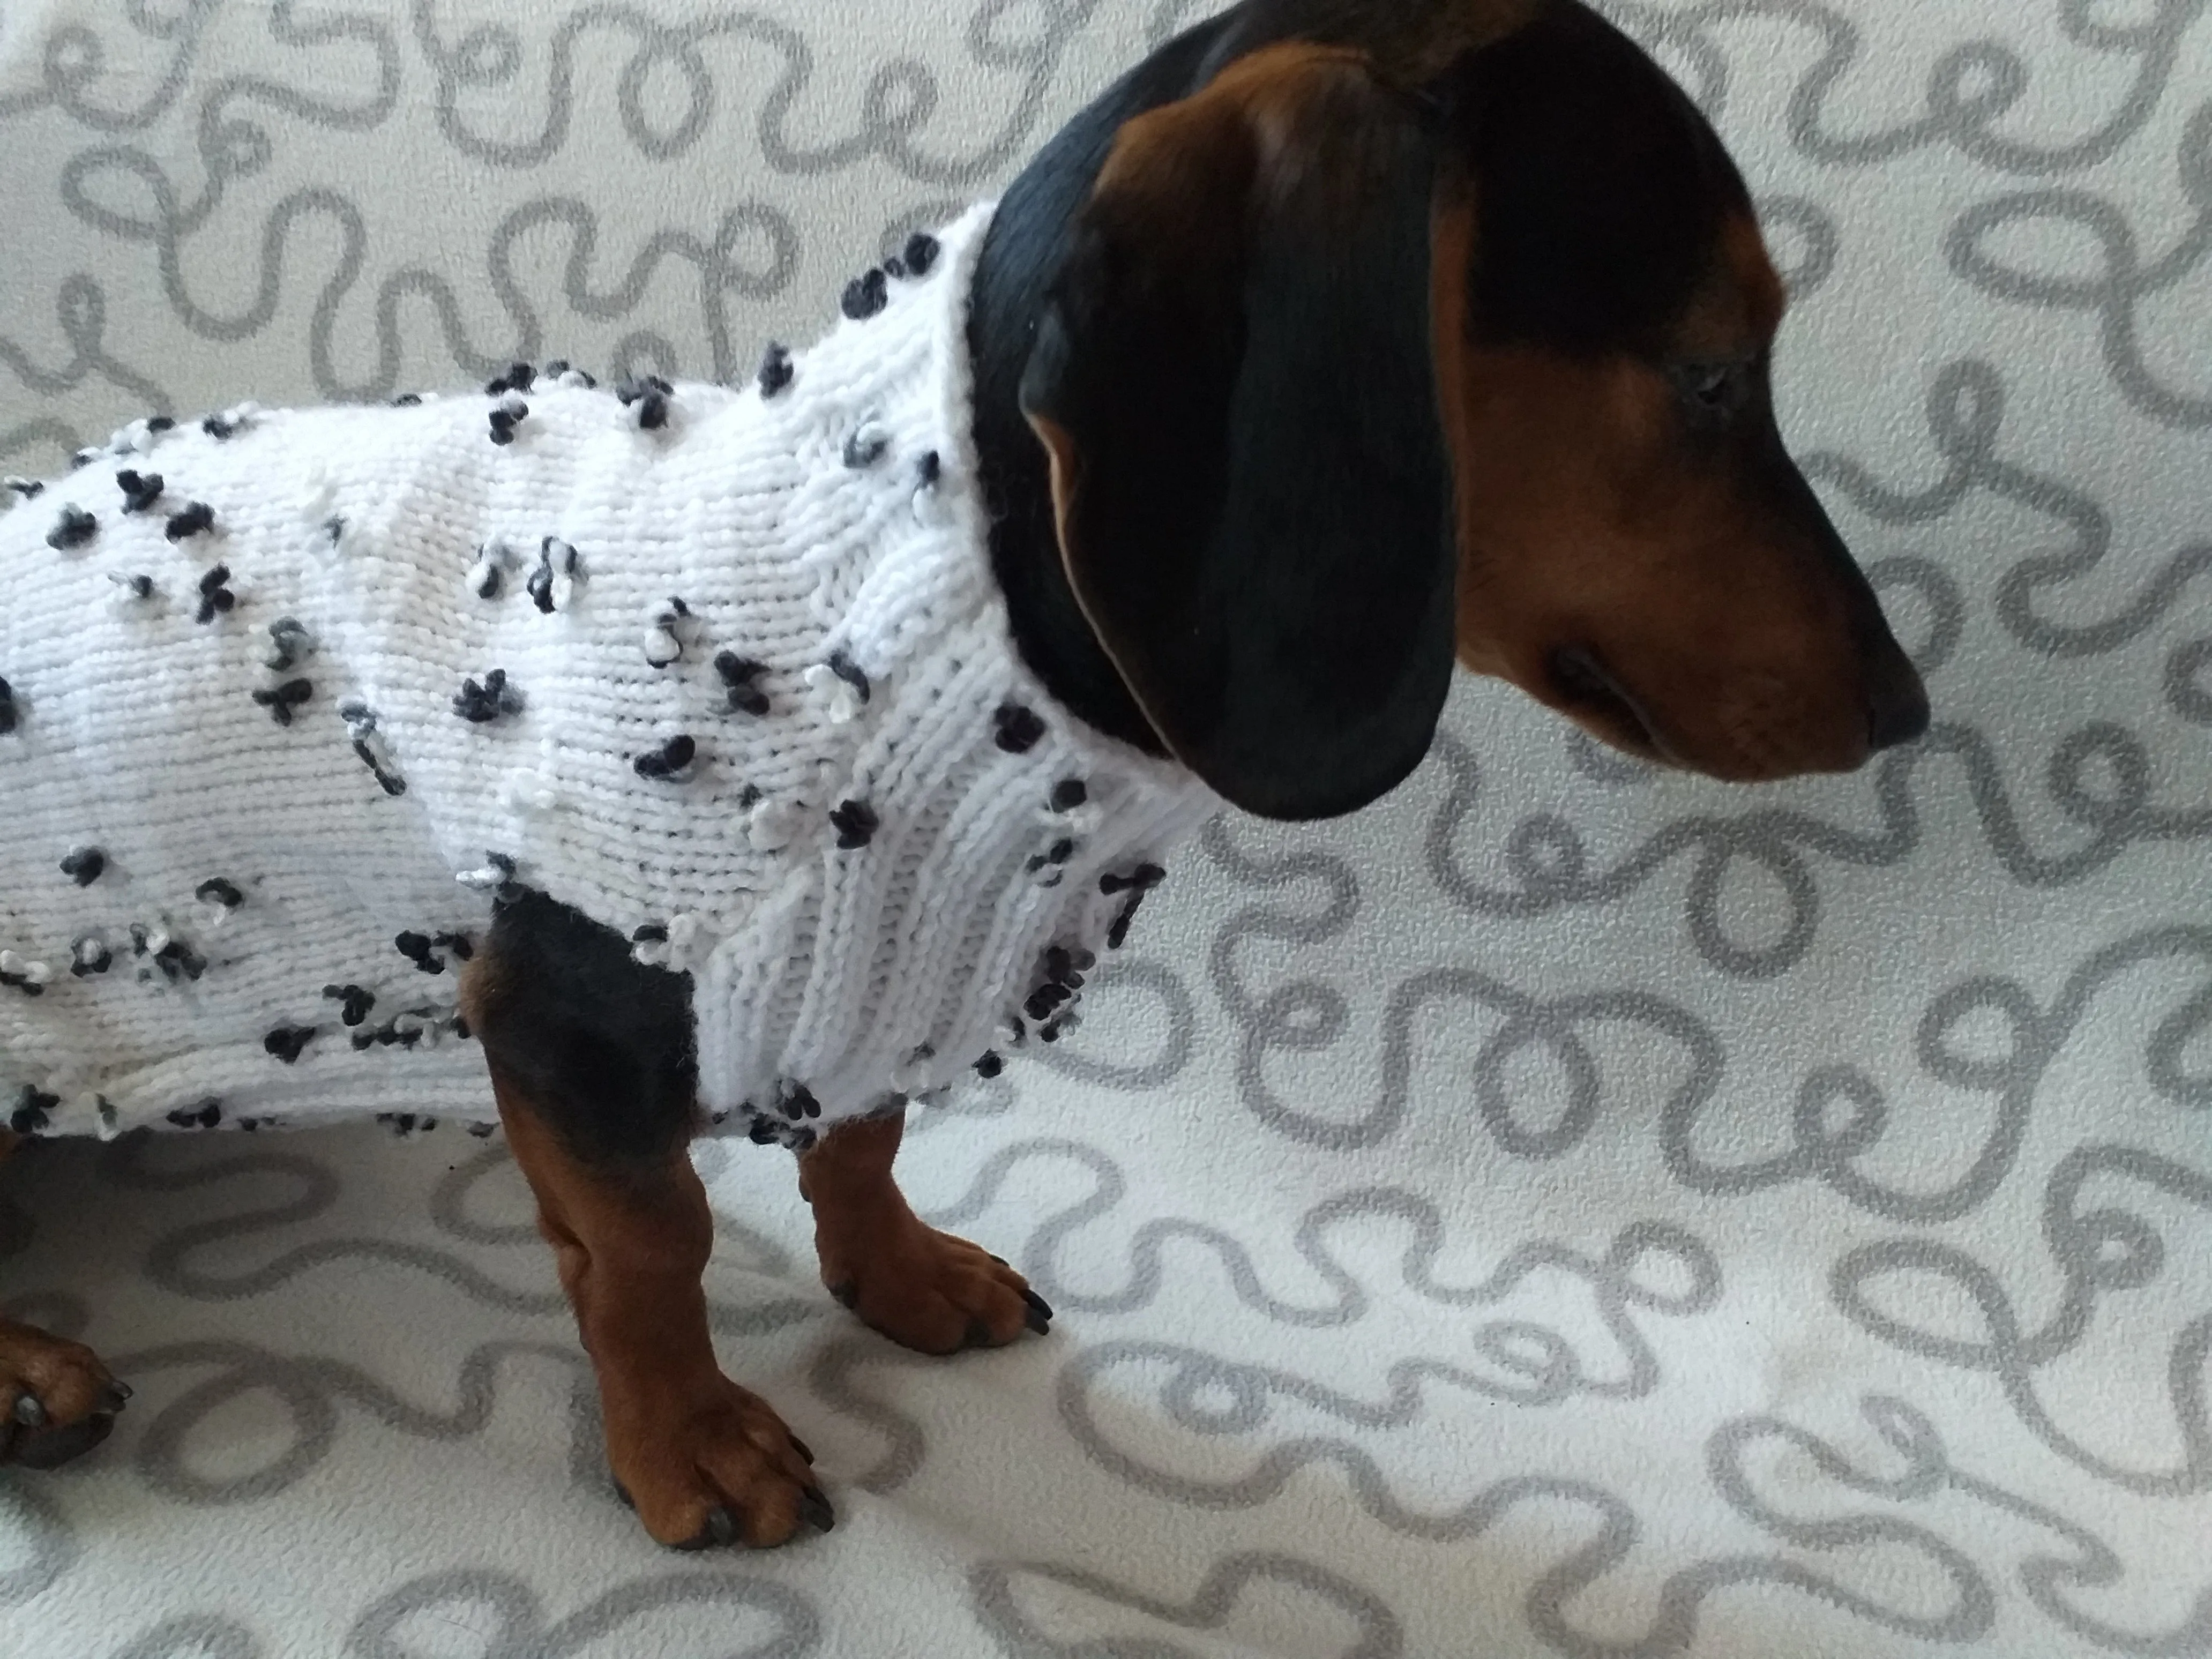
[1018,0,1928,819]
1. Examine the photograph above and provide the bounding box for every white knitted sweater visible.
[0,205,1216,1146]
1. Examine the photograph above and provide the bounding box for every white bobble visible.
[497,391,528,421]
[803,663,864,724]
[498,769,563,817]
[0,950,50,986]
[744,798,804,853]
[456,853,517,894]
[644,598,693,668]
[87,1095,121,1141]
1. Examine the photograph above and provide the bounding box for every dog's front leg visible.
[798,1111,1052,1354]
[487,1066,830,1548]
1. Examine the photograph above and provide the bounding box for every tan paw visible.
[825,1222,1052,1356]
[0,1321,130,1469]
[608,1377,831,1550]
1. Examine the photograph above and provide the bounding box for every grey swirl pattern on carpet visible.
[2,1,2208,1653]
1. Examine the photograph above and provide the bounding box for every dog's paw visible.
[825,1222,1053,1356]
[608,1377,829,1550]
[0,1321,130,1469]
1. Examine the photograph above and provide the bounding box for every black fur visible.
[471,892,698,1166]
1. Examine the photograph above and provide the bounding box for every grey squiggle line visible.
[117,1336,599,1507]
[0,419,87,470]
[1668,925,2212,1221]
[1833,1140,2212,1496]
[104,1616,261,1659]
[1947,111,2212,431]
[1810,360,2212,656]
[345,1566,820,1659]
[1052,1379,1996,1655]
[926,1140,1718,1376]
[0,275,173,424]
[1757,193,1840,299]
[487,197,798,387]
[2170,639,2212,724]
[1603,0,2202,175]
[57,159,804,393]
[107,1134,818,1332]
[1424,720,2212,981]
[408,0,1103,187]
[1937,1429,2212,1650]
[803,1335,929,1494]
[970,1551,1401,1659]
[1022,957,1198,1090]
[0,1479,77,1608]
[0,0,215,129]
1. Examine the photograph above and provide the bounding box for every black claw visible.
[828,1281,858,1310]
[988,1254,1008,1267]
[962,1316,994,1350]
[97,1381,131,1414]
[788,1432,814,1464]
[612,1479,635,1509]
[12,1394,45,1428]
[706,1505,738,1546]
[800,1485,835,1533]
[1022,1289,1054,1333]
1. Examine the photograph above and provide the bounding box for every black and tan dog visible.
[0,0,1926,1547]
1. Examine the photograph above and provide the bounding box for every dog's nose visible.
[1866,660,1930,752]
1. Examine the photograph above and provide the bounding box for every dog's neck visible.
[965,18,1235,759]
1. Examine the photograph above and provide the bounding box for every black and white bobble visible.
[195,564,235,623]
[339,700,409,797]
[60,846,106,886]
[195,877,244,928]
[616,376,672,431]
[841,267,889,321]
[453,669,525,723]
[842,421,888,469]
[263,617,315,673]
[0,950,51,997]
[804,650,869,723]
[633,734,697,781]
[757,342,794,398]
[466,538,521,601]
[47,506,96,550]
[253,678,314,726]
[167,501,215,541]
[70,933,113,977]
[455,851,522,905]
[488,391,529,446]
[714,653,770,716]
[116,469,163,513]
[644,597,694,669]
[107,571,157,606]
[527,537,581,613]
[323,983,376,1026]
[201,403,258,440]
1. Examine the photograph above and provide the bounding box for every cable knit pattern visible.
[0,203,1216,1145]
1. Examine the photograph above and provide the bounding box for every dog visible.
[0,0,1927,1550]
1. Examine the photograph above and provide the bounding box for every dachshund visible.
[0,0,1927,1550]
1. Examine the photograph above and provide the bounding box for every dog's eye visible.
[1671,361,1748,421]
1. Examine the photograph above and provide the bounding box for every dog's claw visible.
[96,1381,131,1414]
[789,1432,814,1465]
[962,1316,992,1350]
[12,1394,45,1428]
[800,1485,835,1533]
[677,1505,739,1551]
[1021,1288,1053,1333]
[828,1281,858,1310]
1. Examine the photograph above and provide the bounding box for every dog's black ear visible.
[1019,45,1454,822]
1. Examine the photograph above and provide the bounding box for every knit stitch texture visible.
[0,204,1217,1146]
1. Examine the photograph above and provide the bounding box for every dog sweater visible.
[0,204,1217,1147]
